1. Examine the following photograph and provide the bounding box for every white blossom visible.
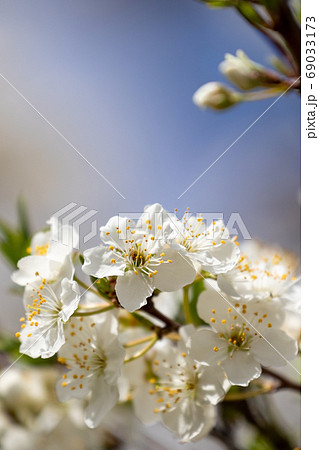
[164,208,240,274]
[16,278,80,359]
[11,218,77,286]
[189,286,298,386]
[135,326,228,442]
[82,204,195,312]
[56,312,125,428]
[217,244,299,306]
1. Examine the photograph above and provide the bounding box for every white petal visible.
[84,378,119,428]
[20,320,65,359]
[162,397,205,443]
[103,343,126,385]
[189,329,228,366]
[154,249,196,292]
[250,329,298,367]
[56,370,91,401]
[11,256,61,286]
[201,240,240,274]
[115,270,153,312]
[196,366,227,405]
[100,216,130,247]
[190,405,216,442]
[57,254,75,281]
[179,324,197,345]
[221,351,261,386]
[60,278,81,322]
[197,284,234,326]
[133,384,161,425]
[82,246,125,278]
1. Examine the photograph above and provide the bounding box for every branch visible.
[262,367,301,393]
[141,297,180,337]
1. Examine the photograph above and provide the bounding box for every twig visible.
[141,297,180,337]
[262,367,301,393]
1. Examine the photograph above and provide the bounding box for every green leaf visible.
[200,0,237,8]
[17,196,31,239]
[0,197,32,268]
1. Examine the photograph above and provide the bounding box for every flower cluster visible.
[11,204,300,442]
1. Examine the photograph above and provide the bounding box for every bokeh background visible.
[0,1,300,447]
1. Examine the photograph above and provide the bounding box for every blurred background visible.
[0,1,300,448]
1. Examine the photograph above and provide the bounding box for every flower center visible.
[34,243,49,255]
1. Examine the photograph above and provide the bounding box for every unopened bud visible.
[193,82,240,110]
[219,50,273,90]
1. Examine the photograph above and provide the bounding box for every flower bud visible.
[219,50,270,90]
[193,82,240,110]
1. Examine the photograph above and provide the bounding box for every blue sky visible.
[0,0,300,254]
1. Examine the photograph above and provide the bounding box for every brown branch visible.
[262,367,301,393]
[141,297,180,338]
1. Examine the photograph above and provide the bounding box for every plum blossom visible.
[16,278,80,359]
[217,244,299,306]
[82,204,195,312]
[135,326,228,442]
[56,312,125,428]
[11,217,77,286]
[189,286,298,386]
[163,207,240,274]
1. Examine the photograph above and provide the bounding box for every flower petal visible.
[250,329,298,367]
[154,249,196,292]
[11,256,62,286]
[115,270,153,312]
[82,246,125,278]
[60,278,81,322]
[84,378,119,428]
[20,319,65,359]
[196,366,227,405]
[161,397,205,443]
[133,384,161,425]
[197,283,234,326]
[189,329,228,366]
[201,240,240,274]
[221,351,261,386]
[100,215,130,248]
